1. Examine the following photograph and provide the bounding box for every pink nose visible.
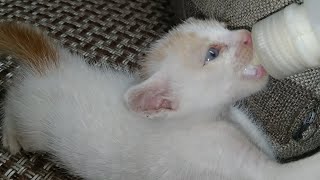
[242,31,252,47]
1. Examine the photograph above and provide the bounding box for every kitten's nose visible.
[241,31,252,47]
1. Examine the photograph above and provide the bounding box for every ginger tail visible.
[0,22,58,74]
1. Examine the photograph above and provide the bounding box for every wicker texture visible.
[184,0,320,160]
[0,0,173,179]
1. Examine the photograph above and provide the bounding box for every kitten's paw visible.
[2,130,21,155]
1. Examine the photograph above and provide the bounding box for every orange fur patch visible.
[0,22,58,74]
[141,32,210,78]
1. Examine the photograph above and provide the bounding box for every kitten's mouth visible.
[242,64,267,79]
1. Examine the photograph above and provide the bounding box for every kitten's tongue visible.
[243,65,267,79]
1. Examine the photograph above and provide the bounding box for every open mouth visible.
[243,64,267,79]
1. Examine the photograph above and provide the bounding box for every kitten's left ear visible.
[124,72,178,117]
[185,17,197,22]
[220,21,227,28]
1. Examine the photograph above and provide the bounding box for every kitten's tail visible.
[0,22,59,74]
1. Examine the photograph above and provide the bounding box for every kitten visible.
[0,19,319,180]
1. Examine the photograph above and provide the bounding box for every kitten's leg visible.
[280,153,320,180]
[230,107,320,180]
[259,153,320,180]
[229,106,275,159]
[2,116,21,155]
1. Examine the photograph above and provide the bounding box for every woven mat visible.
[0,0,174,179]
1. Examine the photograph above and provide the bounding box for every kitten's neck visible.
[168,103,231,123]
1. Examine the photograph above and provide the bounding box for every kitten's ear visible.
[220,22,227,28]
[124,72,178,116]
[185,17,197,23]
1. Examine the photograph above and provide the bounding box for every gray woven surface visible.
[182,0,320,161]
[0,0,174,179]
[190,0,303,28]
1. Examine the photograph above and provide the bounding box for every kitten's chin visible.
[236,73,269,100]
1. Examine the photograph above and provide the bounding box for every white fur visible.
[3,19,320,180]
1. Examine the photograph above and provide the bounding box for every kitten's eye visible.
[205,47,220,62]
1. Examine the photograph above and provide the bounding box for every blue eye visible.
[205,47,220,62]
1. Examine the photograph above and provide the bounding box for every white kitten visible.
[0,19,319,180]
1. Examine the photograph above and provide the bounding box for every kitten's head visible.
[125,18,268,118]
